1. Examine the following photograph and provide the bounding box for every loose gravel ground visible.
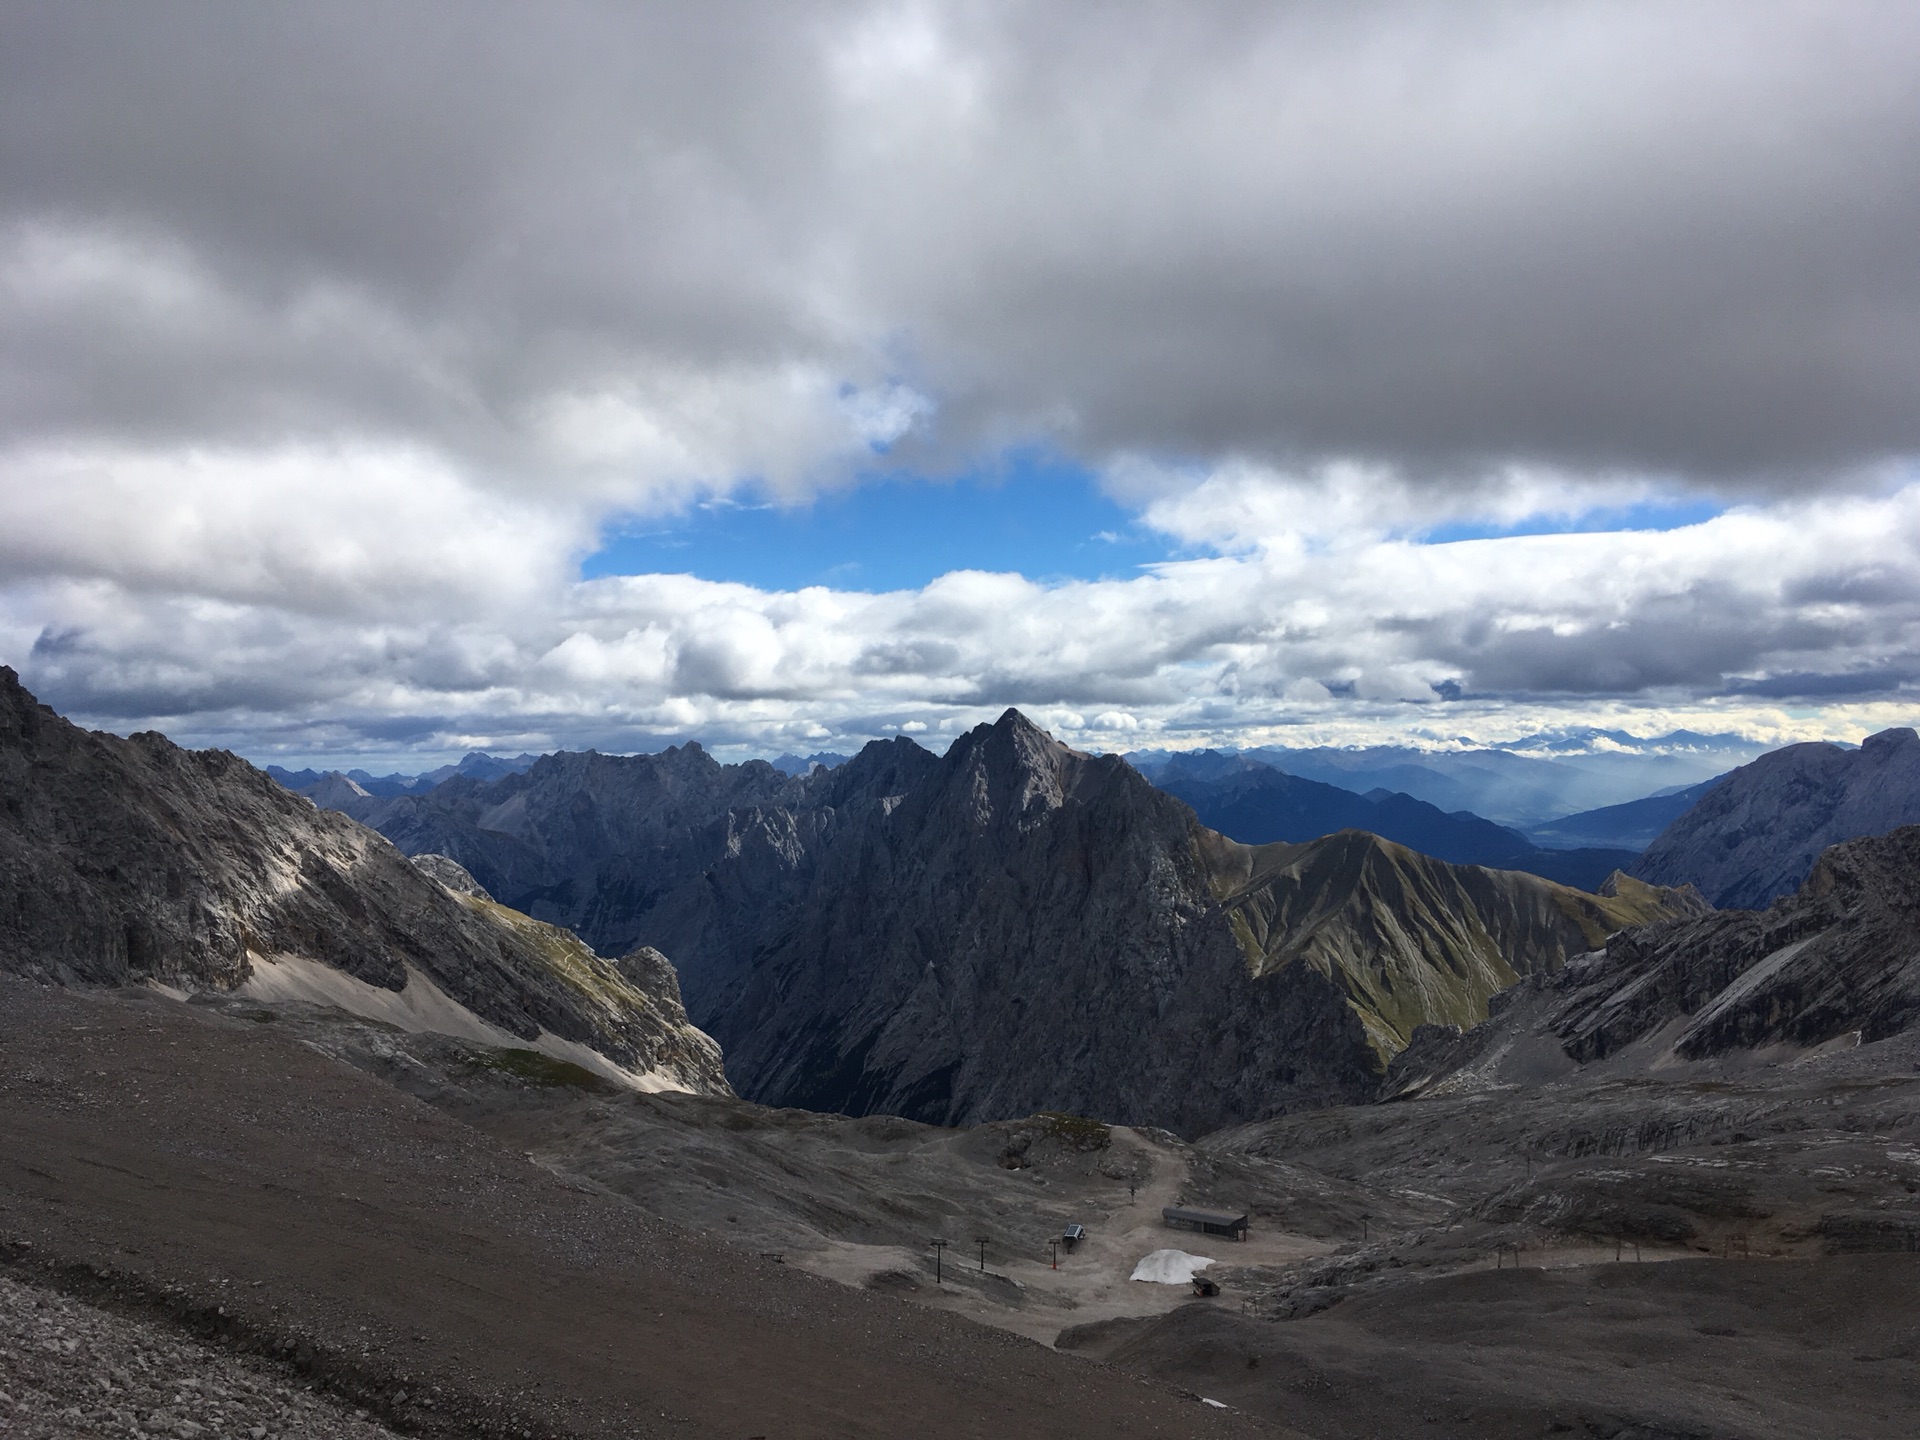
[0,978,1284,1440]
[0,1274,397,1440]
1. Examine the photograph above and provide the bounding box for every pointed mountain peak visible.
[303,771,372,806]
[971,708,1076,774]
[928,709,1084,829]
[991,706,1051,737]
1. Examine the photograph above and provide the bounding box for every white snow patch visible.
[1129,1249,1216,1285]
[238,952,689,1092]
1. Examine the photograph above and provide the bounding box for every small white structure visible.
[1128,1249,1215,1285]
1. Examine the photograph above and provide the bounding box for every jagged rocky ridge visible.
[1387,824,1920,1098]
[1202,830,1700,1061]
[332,736,940,1016]
[334,708,1699,1133]
[710,719,1696,1133]
[1631,726,1920,908]
[0,669,726,1095]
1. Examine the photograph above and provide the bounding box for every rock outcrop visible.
[1631,727,1920,908]
[0,669,727,1095]
[329,736,939,1018]
[1386,825,1920,1098]
[697,713,1704,1133]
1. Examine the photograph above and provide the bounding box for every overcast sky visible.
[3,1,1918,766]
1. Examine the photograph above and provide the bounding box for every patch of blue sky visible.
[1419,496,1725,545]
[581,449,1169,592]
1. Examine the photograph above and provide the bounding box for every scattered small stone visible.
[0,1275,401,1440]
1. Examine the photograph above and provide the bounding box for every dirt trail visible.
[0,980,1292,1440]
[795,1127,1331,1347]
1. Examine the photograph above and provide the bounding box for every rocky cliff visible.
[698,713,1704,1133]
[313,704,1701,1131]
[1386,825,1920,1098]
[330,736,939,1017]
[1631,727,1920,908]
[0,669,727,1095]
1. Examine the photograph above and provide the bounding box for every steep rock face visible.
[336,737,939,1016]
[708,711,1380,1134]
[410,852,489,897]
[1385,826,1920,1098]
[1631,728,1920,908]
[0,670,727,1094]
[340,744,804,943]
[1570,826,1920,1061]
[702,713,1704,1134]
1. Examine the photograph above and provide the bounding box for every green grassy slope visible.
[1202,828,1702,1065]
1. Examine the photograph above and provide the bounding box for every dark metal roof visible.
[1161,1206,1249,1227]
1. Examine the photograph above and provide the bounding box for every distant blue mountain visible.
[266,750,538,798]
[1525,776,1729,852]
[1127,733,1756,826]
[263,765,328,790]
[1152,754,1638,891]
[409,751,541,788]
[771,752,851,776]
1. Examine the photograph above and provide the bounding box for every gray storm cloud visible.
[3,0,1916,481]
[2,0,1918,756]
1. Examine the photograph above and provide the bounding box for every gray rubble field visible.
[0,1275,399,1440]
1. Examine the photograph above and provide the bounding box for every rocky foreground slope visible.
[1632,725,1920,907]
[0,979,1269,1440]
[0,669,725,1093]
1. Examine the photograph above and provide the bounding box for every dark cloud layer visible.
[2,1,1917,484]
[3,2,1919,759]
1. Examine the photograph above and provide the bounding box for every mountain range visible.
[29,653,1920,1137]
[265,749,539,797]
[321,708,1699,1133]
[1631,727,1920,908]
[1150,752,1641,889]
[1126,730,1755,826]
